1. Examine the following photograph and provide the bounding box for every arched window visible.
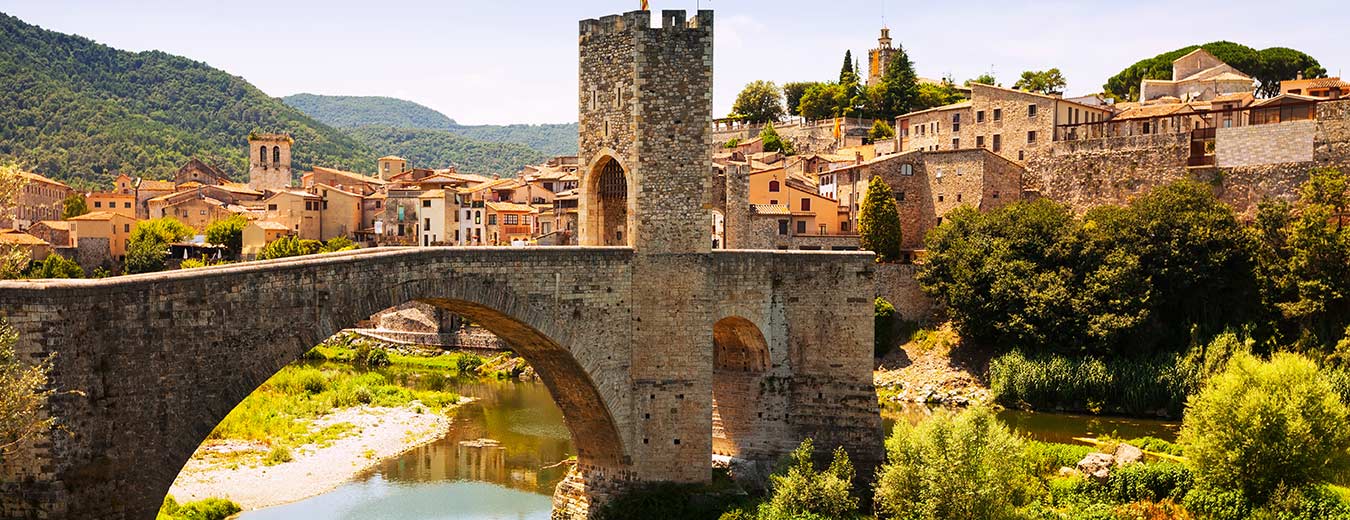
[259,146,268,164]
[768,179,780,192]
[272,146,281,164]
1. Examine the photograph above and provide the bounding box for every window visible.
[1142,122,1151,134]
[952,138,960,149]
[768,179,780,192]
[800,198,811,211]
[953,122,960,132]
[977,111,985,123]
[778,219,789,235]
[259,146,268,164]
[938,194,945,202]
[1028,104,1038,118]
[769,199,778,205]
[796,220,806,234]
[475,211,481,224]
[976,136,985,148]
[894,190,905,202]
[901,164,914,176]
[488,214,497,225]
[956,194,963,202]
[268,204,278,211]
[424,218,431,229]
[952,113,961,132]
[94,201,102,208]
[422,200,431,207]
[273,146,281,164]
[993,108,1002,121]
[124,202,131,209]
[993,191,1000,199]
[819,224,827,234]
[124,224,130,232]
[1027,130,1037,144]
[1019,150,1025,161]
[993,134,1002,152]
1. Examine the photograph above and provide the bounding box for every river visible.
[238,372,1178,519]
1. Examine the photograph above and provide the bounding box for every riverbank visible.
[168,402,457,510]
[874,323,991,406]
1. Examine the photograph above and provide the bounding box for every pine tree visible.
[859,175,902,262]
[879,44,921,121]
[840,50,855,83]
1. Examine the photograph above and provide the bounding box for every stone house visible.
[3,171,71,230]
[26,220,71,248]
[302,166,387,197]
[67,211,137,261]
[485,201,537,245]
[260,190,322,239]
[313,184,364,241]
[1139,48,1255,103]
[377,156,409,180]
[374,186,423,246]
[0,229,51,264]
[240,221,292,259]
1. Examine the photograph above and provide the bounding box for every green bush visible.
[1183,487,1251,520]
[1101,461,1193,503]
[1023,440,1094,477]
[364,348,390,367]
[1127,436,1184,457]
[874,297,898,357]
[875,407,1032,519]
[757,439,860,520]
[264,444,292,466]
[23,254,83,279]
[1181,353,1350,504]
[157,495,242,520]
[592,481,739,520]
[988,350,1192,416]
[456,354,485,375]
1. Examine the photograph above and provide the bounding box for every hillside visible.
[281,94,458,130]
[281,94,578,157]
[0,13,373,189]
[348,127,549,176]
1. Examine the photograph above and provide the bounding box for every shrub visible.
[1128,436,1184,458]
[363,348,390,367]
[874,297,898,357]
[23,254,83,279]
[875,406,1031,519]
[1102,462,1193,503]
[1182,486,1251,520]
[757,439,860,519]
[1023,440,1094,477]
[869,119,896,140]
[298,370,328,395]
[264,444,292,466]
[456,354,485,375]
[988,350,1192,416]
[158,495,242,520]
[1180,353,1350,504]
[859,175,902,262]
[592,481,740,520]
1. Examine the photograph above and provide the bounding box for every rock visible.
[1076,452,1115,481]
[1113,443,1144,466]
[1056,466,1079,478]
[725,457,773,492]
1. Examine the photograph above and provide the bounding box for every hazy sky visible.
[2,0,1346,125]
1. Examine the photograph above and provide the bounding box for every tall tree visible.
[878,44,920,120]
[729,81,785,124]
[205,214,248,258]
[759,123,794,155]
[1013,69,1067,95]
[798,83,845,120]
[782,82,818,117]
[0,164,30,279]
[859,175,902,262]
[840,50,855,83]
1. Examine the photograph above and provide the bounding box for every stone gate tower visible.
[247,133,293,191]
[577,10,713,253]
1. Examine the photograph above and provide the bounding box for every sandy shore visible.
[167,402,454,510]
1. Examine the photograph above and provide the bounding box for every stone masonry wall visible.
[1216,119,1315,167]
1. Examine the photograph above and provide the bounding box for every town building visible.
[260,190,322,239]
[1139,48,1255,103]
[86,191,136,219]
[248,133,293,191]
[67,211,137,264]
[313,184,364,241]
[485,201,536,245]
[3,171,72,230]
[417,189,453,246]
[240,221,291,259]
[0,229,51,264]
[302,166,386,196]
[1280,76,1350,99]
[25,220,71,249]
[377,156,409,181]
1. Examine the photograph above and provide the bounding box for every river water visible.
[239,374,1179,519]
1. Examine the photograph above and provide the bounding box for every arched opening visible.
[272,146,281,165]
[584,155,630,247]
[711,316,770,458]
[159,291,626,516]
[259,145,268,165]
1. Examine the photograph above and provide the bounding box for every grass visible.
[988,350,1196,416]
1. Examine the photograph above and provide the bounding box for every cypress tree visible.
[880,44,920,120]
[840,50,855,83]
[859,175,902,262]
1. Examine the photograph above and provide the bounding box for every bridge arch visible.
[711,315,772,458]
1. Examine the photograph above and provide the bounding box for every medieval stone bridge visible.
[0,9,884,519]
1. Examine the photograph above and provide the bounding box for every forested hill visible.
[282,94,459,130]
[347,127,549,176]
[0,12,373,189]
[281,94,579,157]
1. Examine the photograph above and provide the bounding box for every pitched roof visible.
[1282,77,1350,91]
[1113,102,1197,120]
[19,171,69,188]
[419,189,446,199]
[309,166,388,185]
[378,155,407,161]
[750,204,790,216]
[33,220,71,231]
[138,179,176,191]
[0,230,49,246]
[486,201,536,213]
[68,211,132,222]
[899,100,972,119]
[250,221,291,231]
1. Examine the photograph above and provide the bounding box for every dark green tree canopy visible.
[782,82,819,117]
[1013,69,1067,95]
[729,81,785,124]
[965,73,998,87]
[859,175,902,262]
[840,50,855,83]
[877,44,921,120]
[1103,41,1325,101]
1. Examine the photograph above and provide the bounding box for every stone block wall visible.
[1216,119,1315,167]
[870,149,1023,250]
[874,263,940,324]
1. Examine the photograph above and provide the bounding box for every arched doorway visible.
[583,156,630,246]
[711,316,770,458]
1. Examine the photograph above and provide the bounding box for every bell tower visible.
[247,133,293,191]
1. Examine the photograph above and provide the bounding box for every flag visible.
[833,117,842,140]
[641,0,649,10]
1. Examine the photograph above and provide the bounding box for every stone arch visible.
[259,145,268,165]
[580,151,633,247]
[272,146,281,165]
[711,316,770,458]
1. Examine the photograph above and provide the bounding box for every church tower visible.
[247,133,293,191]
[867,27,895,86]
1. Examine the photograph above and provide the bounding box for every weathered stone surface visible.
[1077,452,1116,481]
[1114,443,1144,466]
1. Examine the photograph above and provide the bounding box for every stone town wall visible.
[1025,133,1190,213]
[1216,120,1315,167]
[874,262,940,324]
[871,150,1022,250]
[74,236,111,272]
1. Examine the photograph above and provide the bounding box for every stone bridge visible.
[0,9,884,519]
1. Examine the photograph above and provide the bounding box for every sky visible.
[1,0,1346,126]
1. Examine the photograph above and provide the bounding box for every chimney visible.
[855,152,863,164]
[1297,71,1304,80]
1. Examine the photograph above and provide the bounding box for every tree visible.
[61,193,88,219]
[729,80,785,124]
[874,297,898,356]
[875,407,1029,519]
[0,320,55,457]
[877,44,920,120]
[125,217,195,274]
[258,235,322,260]
[1013,68,1067,95]
[204,215,248,258]
[858,175,902,262]
[759,124,794,155]
[869,120,895,141]
[914,80,965,111]
[23,254,83,279]
[965,73,998,87]
[320,236,358,253]
[782,82,817,117]
[839,50,855,84]
[1256,47,1328,97]
[1104,42,1325,101]
[755,439,859,519]
[798,83,845,120]
[1302,167,1347,229]
[1180,353,1350,505]
[0,164,31,279]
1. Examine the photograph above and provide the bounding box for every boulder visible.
[1113,443,1144,466]
[1076,452,1115,481]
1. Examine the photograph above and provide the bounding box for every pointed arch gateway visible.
[580,154,632,247]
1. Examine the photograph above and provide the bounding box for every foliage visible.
[22,254,83,279]
[204,214,247,257]
[125,217,195,274]
[61,193,88,219]
[858,175,902,262]
[255,235,354,260]
[0,13,372,189]
[965,73,998,87]
[0,320,55,457]
[264,444,292,466]
[797,82,846,120]
[875,407,1032,519]
[914,77,967,111]
[1180,353,1350,504]
[346,126,549,176]
[919,181,1260,357]
[157,495,242,520]
[759,124,794,155]
[730,81,785,124]
[320,236,358,253]
[1103,42,1325,101]
[782,82,819,117]
[281,93,459,129]
[1022,440,1095,477]
[756,438,860,520]
[875,297,898,357]
[443,123,579,158]
[1013,69,1068,95]
[0,164,30,278]
[1102,462,1194,504]
[869,120,895,141]
[876,44,920,120]
[594,480,746,520]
